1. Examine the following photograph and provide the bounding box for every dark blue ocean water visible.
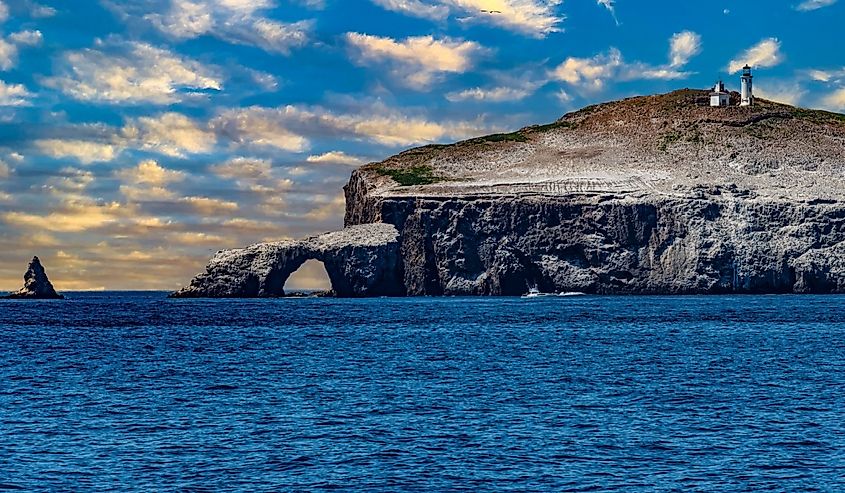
[2,293,845,492]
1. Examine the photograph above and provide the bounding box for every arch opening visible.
[284,258,333,297]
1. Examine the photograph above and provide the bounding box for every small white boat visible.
[521,286,557,298]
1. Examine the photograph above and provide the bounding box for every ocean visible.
[1,293,844,491]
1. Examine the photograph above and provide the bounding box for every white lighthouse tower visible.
[740,65,753,107]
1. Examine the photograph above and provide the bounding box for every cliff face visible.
[178,90,845,297]
[342,90,845,295]
[344,186,845,294]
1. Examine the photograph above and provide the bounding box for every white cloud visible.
[371,0,563,38]
[112,0,312,55]
[669,31,702,68]
[9,30,43,46]
[795,0,838,10]
[42,39,222,104]
[551,48,624,90]
[306,151,365,166]
[34,139,119,164]
[0,160,8,178]
[116,160,185,187]
[446,85,535,102]
[728,38,783,74]
[122,112,216,157]
[551,32,699,90]
[0,80,33,106]
[0,2,8,23]
[346,33,485,89]
[371,0,450,20]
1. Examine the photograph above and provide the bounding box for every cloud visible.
[116,160,186,201]
[211,107,310,152]
[754,81,807,106]
[0,160,8,178]
[116,160,185,187]
[278,103,497,146]
[0,39,17,70]
[29,3,56,18]
[728,38,783,73]
[551,48,624,90]
[669,31,702,68]
[551,32,700,90]
[371,0,450,20]
[0,80,33,106]
[822,88,845,110]
[306,151,365,166]
[211,100,491,152]
[211,157,274,180]
[346,33,485,88]
[596,0,619,24]
[9,30,43,46]
[795,0,838,10]
[180,196,239,214]
[371,0,563,38]
[110,0,312,55]
[34,139,119,164]
[121,113,216,157]
[446,85,536,102]
[42,39,222,104]
[4,201,128,233]
[0,1,7,23]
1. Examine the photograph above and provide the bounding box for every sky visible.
[0,0,843,291]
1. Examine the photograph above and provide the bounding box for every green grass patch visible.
[475,131,529,143]
[374,165,441,186]
[531,120,575,132]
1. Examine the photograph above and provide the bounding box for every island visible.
[173,89,845,297]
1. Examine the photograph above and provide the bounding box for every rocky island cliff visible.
[175,89,845,297]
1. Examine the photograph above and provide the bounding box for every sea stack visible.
[4,256,64,300]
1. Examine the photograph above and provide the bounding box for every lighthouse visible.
[740,65,753,107]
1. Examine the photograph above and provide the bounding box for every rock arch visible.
[171,223,405,298]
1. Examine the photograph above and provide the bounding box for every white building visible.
[710,80,730,107]
[740,65,754,106]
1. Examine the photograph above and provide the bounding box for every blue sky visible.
[0,0,842,290]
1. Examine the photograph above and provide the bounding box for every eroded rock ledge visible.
[170,223,404,298]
